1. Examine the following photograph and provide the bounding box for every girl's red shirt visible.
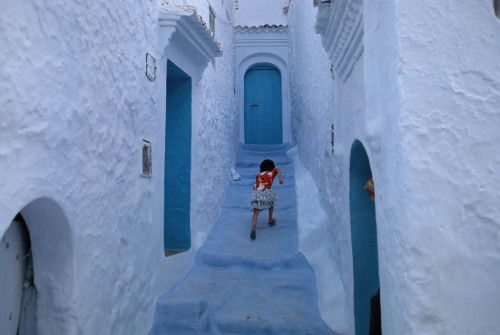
[253,168,278,191]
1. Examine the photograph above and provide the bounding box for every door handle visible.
[250,104,259,107]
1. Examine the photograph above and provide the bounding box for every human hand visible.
[279,178,283,184]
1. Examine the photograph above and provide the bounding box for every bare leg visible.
[252,209,260,230]
[251,209,260,239]
[268,206,276,224]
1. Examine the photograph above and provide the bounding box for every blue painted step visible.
[149,143,338,335]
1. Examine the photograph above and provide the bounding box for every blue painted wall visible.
[164,60,191,255]
[349,140,379,335]
[244,65,282,144]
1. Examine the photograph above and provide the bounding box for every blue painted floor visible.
[150,143,338,335]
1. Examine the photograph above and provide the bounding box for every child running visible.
[250,159,283,240]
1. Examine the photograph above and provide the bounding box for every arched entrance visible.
[244,64,283,144]
[349,140,380,335]
[2,197,77,334]
[0,215,35,334]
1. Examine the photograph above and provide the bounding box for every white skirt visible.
[250,189,278,211]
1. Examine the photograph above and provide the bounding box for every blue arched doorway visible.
[349,140,380,335]
[244,64,282,144]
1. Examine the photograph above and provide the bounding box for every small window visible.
[141,140,152,177]
[209,6,215,34]
[209,6,216,68]
[331,124,335,154]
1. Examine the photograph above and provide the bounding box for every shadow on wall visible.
[0,198,76,334]
[349,140,380,335]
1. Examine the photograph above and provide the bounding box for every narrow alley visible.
[1,1,499,334]
[150,144,337,334]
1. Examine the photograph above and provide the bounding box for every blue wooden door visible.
[349,140,380,335]
[244,66,282,144]
[164,60,191,256]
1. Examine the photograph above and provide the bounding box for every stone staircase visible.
[149,143,338,335]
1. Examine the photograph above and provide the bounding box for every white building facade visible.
[289,1,500,334]
[1,0,238,333]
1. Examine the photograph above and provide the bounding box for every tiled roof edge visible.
[160,4,222,53]
[234,25,288,33]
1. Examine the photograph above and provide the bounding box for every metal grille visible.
[141,140,152,177]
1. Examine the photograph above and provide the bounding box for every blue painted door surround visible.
[244,65,282,144]
[164,60,191,256]
[349,140,380,335]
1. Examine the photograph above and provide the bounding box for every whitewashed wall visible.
[233,0,289,27]
[289,0,371,333]
[387,1,500,334]
[287,2,349,334]
[0,0,237,334]
[295,0,500,334]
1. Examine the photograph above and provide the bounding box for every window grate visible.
[331,124,335,154]
[141,140,152,178]
[209,6,216,69]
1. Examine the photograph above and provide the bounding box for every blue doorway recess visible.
[164,60,192,256]
[244,65,282,144]
[349,140,380,335]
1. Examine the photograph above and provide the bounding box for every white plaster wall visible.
[287,2,350,334]
[363,1,408,334]
[289,0,406,333]
[190,3,238,251]
[295,0,500,334]
[0,0,237,334]
[234,0,289,27]
[288,147,350,335]
[393,1,500,334]
[288,2,373,334]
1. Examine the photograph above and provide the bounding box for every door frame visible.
[236,55,291,144]
[243,64,283,144]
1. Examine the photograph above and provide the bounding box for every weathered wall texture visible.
[0,0,237,334]
[394,2,500,334]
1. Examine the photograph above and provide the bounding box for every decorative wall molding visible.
[158,5,223,62]
[314,0,363,82]
[235,24,288,33]
[234,26,289,50]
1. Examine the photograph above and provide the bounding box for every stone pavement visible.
[149,143,338,334]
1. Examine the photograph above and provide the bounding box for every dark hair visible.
[260,159,275,172]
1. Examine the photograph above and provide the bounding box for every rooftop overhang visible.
[158,5,222,63]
